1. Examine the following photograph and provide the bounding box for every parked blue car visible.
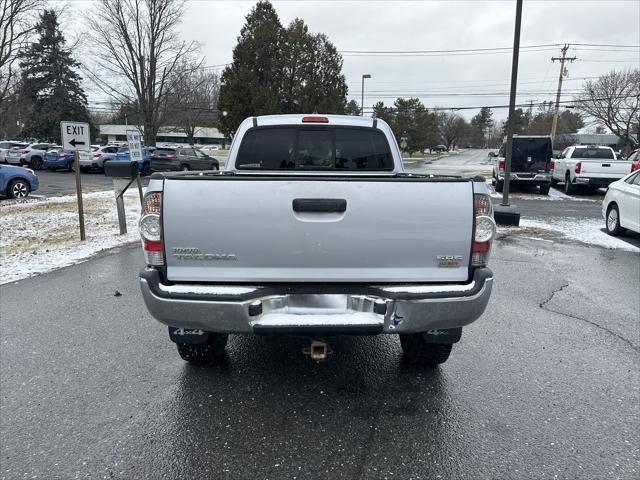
[43,148,91,171]
[0,163,39,198]
[113,147,155,176]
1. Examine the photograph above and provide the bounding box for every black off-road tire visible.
[539,183,551,195]
[30,156,43,170]
[495,178,504,193]
[400,333,453,367]
[176,333,228,364]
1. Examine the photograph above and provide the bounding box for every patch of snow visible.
[0,190,143,284]
[519,217,639,252]
[157,284,256,295]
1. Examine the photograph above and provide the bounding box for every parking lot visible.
[1,149,638,479]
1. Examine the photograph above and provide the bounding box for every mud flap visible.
[422,327,462,344]
[168,327,210,344]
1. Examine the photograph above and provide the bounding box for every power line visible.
[338,43,563,54]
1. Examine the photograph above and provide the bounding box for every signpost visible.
[126,128,145,206]
[61,121,90,241]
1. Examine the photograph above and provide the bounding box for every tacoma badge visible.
[436,255,463,267]
[173,247,238,261]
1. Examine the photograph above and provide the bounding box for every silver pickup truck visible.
[138,114,496,367]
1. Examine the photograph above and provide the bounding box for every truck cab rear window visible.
[572,147,614,159]
[236,127,393,170]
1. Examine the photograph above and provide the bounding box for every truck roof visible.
[253,114,378,128]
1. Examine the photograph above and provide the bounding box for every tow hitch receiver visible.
[303,339,332,362]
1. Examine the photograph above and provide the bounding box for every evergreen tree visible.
[501,108,528,136]
[344,100,361,116]
[372,101,394,126]
[218,1,284,137]
[218,2,348,137]
[18,10,92,142]
[372,98,438,153]
[470,107,494,147]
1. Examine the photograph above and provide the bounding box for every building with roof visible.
[98,125,226,146]
[572,133,620,148]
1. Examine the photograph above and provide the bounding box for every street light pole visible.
[501,0,523,207]
[361,74,371,116]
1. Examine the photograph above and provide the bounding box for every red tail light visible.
[60,153,69,159]
[302,116,329,123]
[575,162,582,174]
[471,193,496,267]
[20,149,30,154]
[498,160,505,171]
[166,154,177,160]
[632,162,640,172]
[550,160,555,172]
[94,152,102,157]
[139,192,164,266]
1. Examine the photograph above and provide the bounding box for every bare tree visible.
[438,112,467,150]
[84,0,201,145]
[576,69,640,149]
[165,61,219,144]
[0,0,44,106]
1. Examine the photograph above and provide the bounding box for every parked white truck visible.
[552,145,633,194]
[138,115,496,367]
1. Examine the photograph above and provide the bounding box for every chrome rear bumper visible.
[139,268,493,335]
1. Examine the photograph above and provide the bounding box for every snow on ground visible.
[0,190,142,284]
[502,217,640,252]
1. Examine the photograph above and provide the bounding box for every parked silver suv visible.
[5,143,59,170]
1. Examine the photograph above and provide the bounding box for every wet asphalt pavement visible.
[1,237,639,479]
[1,150,639,479]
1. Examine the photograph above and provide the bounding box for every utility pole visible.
[500,0,523,208]
[550,45,576,143]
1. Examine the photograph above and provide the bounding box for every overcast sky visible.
[79,0,640,123]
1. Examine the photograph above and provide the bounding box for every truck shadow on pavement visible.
[147,334,458,478]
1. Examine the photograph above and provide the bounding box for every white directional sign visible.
[126,128,144,163]
[61,121,91,151]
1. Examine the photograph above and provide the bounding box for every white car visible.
[0,142,28,163]
[602,170,640,235]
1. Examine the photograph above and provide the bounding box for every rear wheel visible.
[399,333,453,366]
[564,174,577,195]
[7,179,30,199]
[142,162,152,176]
[550,177,558,187]
[495,178,504,193]
[180,164,189,171]
[539,183,551,195]
[176,333,228,364]
[30,156,43,170]
[606,204,625,236]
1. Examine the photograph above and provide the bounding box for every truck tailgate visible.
[580,160,631,177]
[162,176,474,283]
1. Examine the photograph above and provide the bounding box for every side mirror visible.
[555,154,561,159]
